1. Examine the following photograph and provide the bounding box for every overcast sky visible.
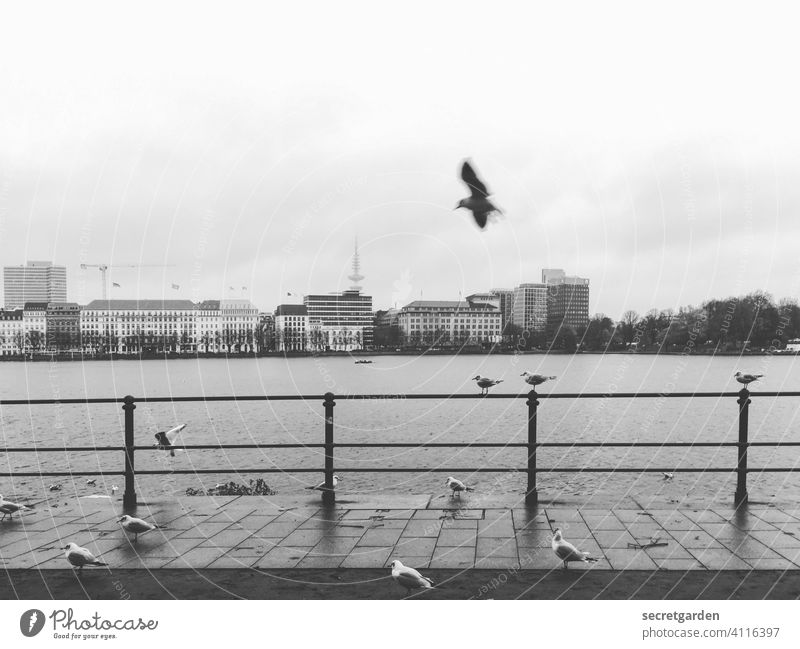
[2,1,799,317]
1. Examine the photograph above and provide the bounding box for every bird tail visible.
[169,449,175,457]
[466,487,475,492]
[584,555,598,563]
[549,376,557,380]
[92,561,108,566]
[497,380,504,384]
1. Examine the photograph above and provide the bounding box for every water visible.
[2,353,800,505]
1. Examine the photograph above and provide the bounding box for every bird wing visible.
[451,478,466,490]
[165,424,186,444]
[461,161,490,198]
[395,567,432,589]
[68,547,95,565]
[472,211,488,229]
[554,540,584,561]
[127,519,154,533]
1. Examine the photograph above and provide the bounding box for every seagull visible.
[521,372,557,387]
[445,476,474,498]
[455,160,503,229]
[0,494,28,521]
[662,472,674,481]
[472,375,503,395]
[86,478,97,486]
[551,528,599,569]
[48,484,61,492]
[110,485,119,495]
[734,371,763,388]
[389,560,435,595]
[154,423,187,457]
[118,514,159,543]
[306,475,341,491]
[63,542,107,570]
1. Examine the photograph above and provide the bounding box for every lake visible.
[2,353,800,505]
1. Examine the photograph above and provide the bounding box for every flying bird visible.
[0,494,28,521]
[455,160,503,229]
[662,472,674,481]
[521,372,557,387]
[306,475,341,491]
[389,560,435,595]
[119,514,159,543]
[86,478,97,486]
[445,476,474,498]
[63,542,107,570]
[551,528,599,569]
[154,423,187,457]
[734,371,763,388]
[472,375,503,395]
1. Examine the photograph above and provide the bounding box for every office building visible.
[398,298,502,347]
[3,261,67,309]
[511,283,548,333]
[545,273,590,338]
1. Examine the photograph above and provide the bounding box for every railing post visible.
[526,389,539,506]
[735,387,750,507]
[322,392,336,505]
[122,395,137,510]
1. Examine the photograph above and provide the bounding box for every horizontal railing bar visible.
[0,471,125,477]
[4,442,800,454]
[3,391,800,407]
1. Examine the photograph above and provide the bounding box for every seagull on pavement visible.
[445,476,475,498]
[521,372,557,388]
[389,560,435,595]
[63,542,107,570]
[119,514,159,543]
[0,494,28,521]
[472,375,503,395]
[551,528,599,569]
[306,475,341,491]
[455,160,503,229]
[734,371,763,388]
[154,423,187,457]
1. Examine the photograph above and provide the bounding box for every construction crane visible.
[80,264,176,300]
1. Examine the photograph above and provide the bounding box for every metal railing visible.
[2,388,799,510]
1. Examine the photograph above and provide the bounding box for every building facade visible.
[0,309,24,355]
[3,261,67,309]
[274,304,308,351]
[304,290,373,351]
[490,288,515,333]
[511,283,548,333]
[46,302,81,351]
[219,299,259,353]
[22,302,48,352]
[398,299,502,348]
[546,274,590,338]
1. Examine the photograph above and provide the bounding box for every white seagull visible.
[551,528,599,569]
[119,514,159,543]
[0,494,28,521]
[521,372,557,388]
[472,375,503,395]
[734,371,763,388]
[154,423,187,457]
[389,560,435,595]
[662,472,674,481]
[110,485,119,496]
[306,475,341,491]
[445,476,475,498]
[63,542,107,570]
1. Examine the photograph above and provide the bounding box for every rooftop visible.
[84,299,198,310]
[275,304,308,316]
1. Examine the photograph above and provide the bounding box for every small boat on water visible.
[354,359,373,364]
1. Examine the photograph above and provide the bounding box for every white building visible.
[512,283,548,333]
[219,299,259,353]
[398,299,502,347]
[22,302,48,352]
[3,261,67,309]
[274,304,308,351]
[0,309,24,355]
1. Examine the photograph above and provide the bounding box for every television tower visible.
[348,237,364,292]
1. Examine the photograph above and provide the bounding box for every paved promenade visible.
[3,493,800,574]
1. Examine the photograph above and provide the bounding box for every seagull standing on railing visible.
[472,375,503,395]
[551,528,599,569]
[119,514,159,543]
[445,476,475,498]
[521,372,557,388]
[389,560,436,595]
[0,494,29,521]
[306,475,341,491]
[455,160,503,229]
[63,542,107,571]
[154,423,187,457]
[734,371,763,388]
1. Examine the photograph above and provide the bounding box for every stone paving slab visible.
[3,496,800,574]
